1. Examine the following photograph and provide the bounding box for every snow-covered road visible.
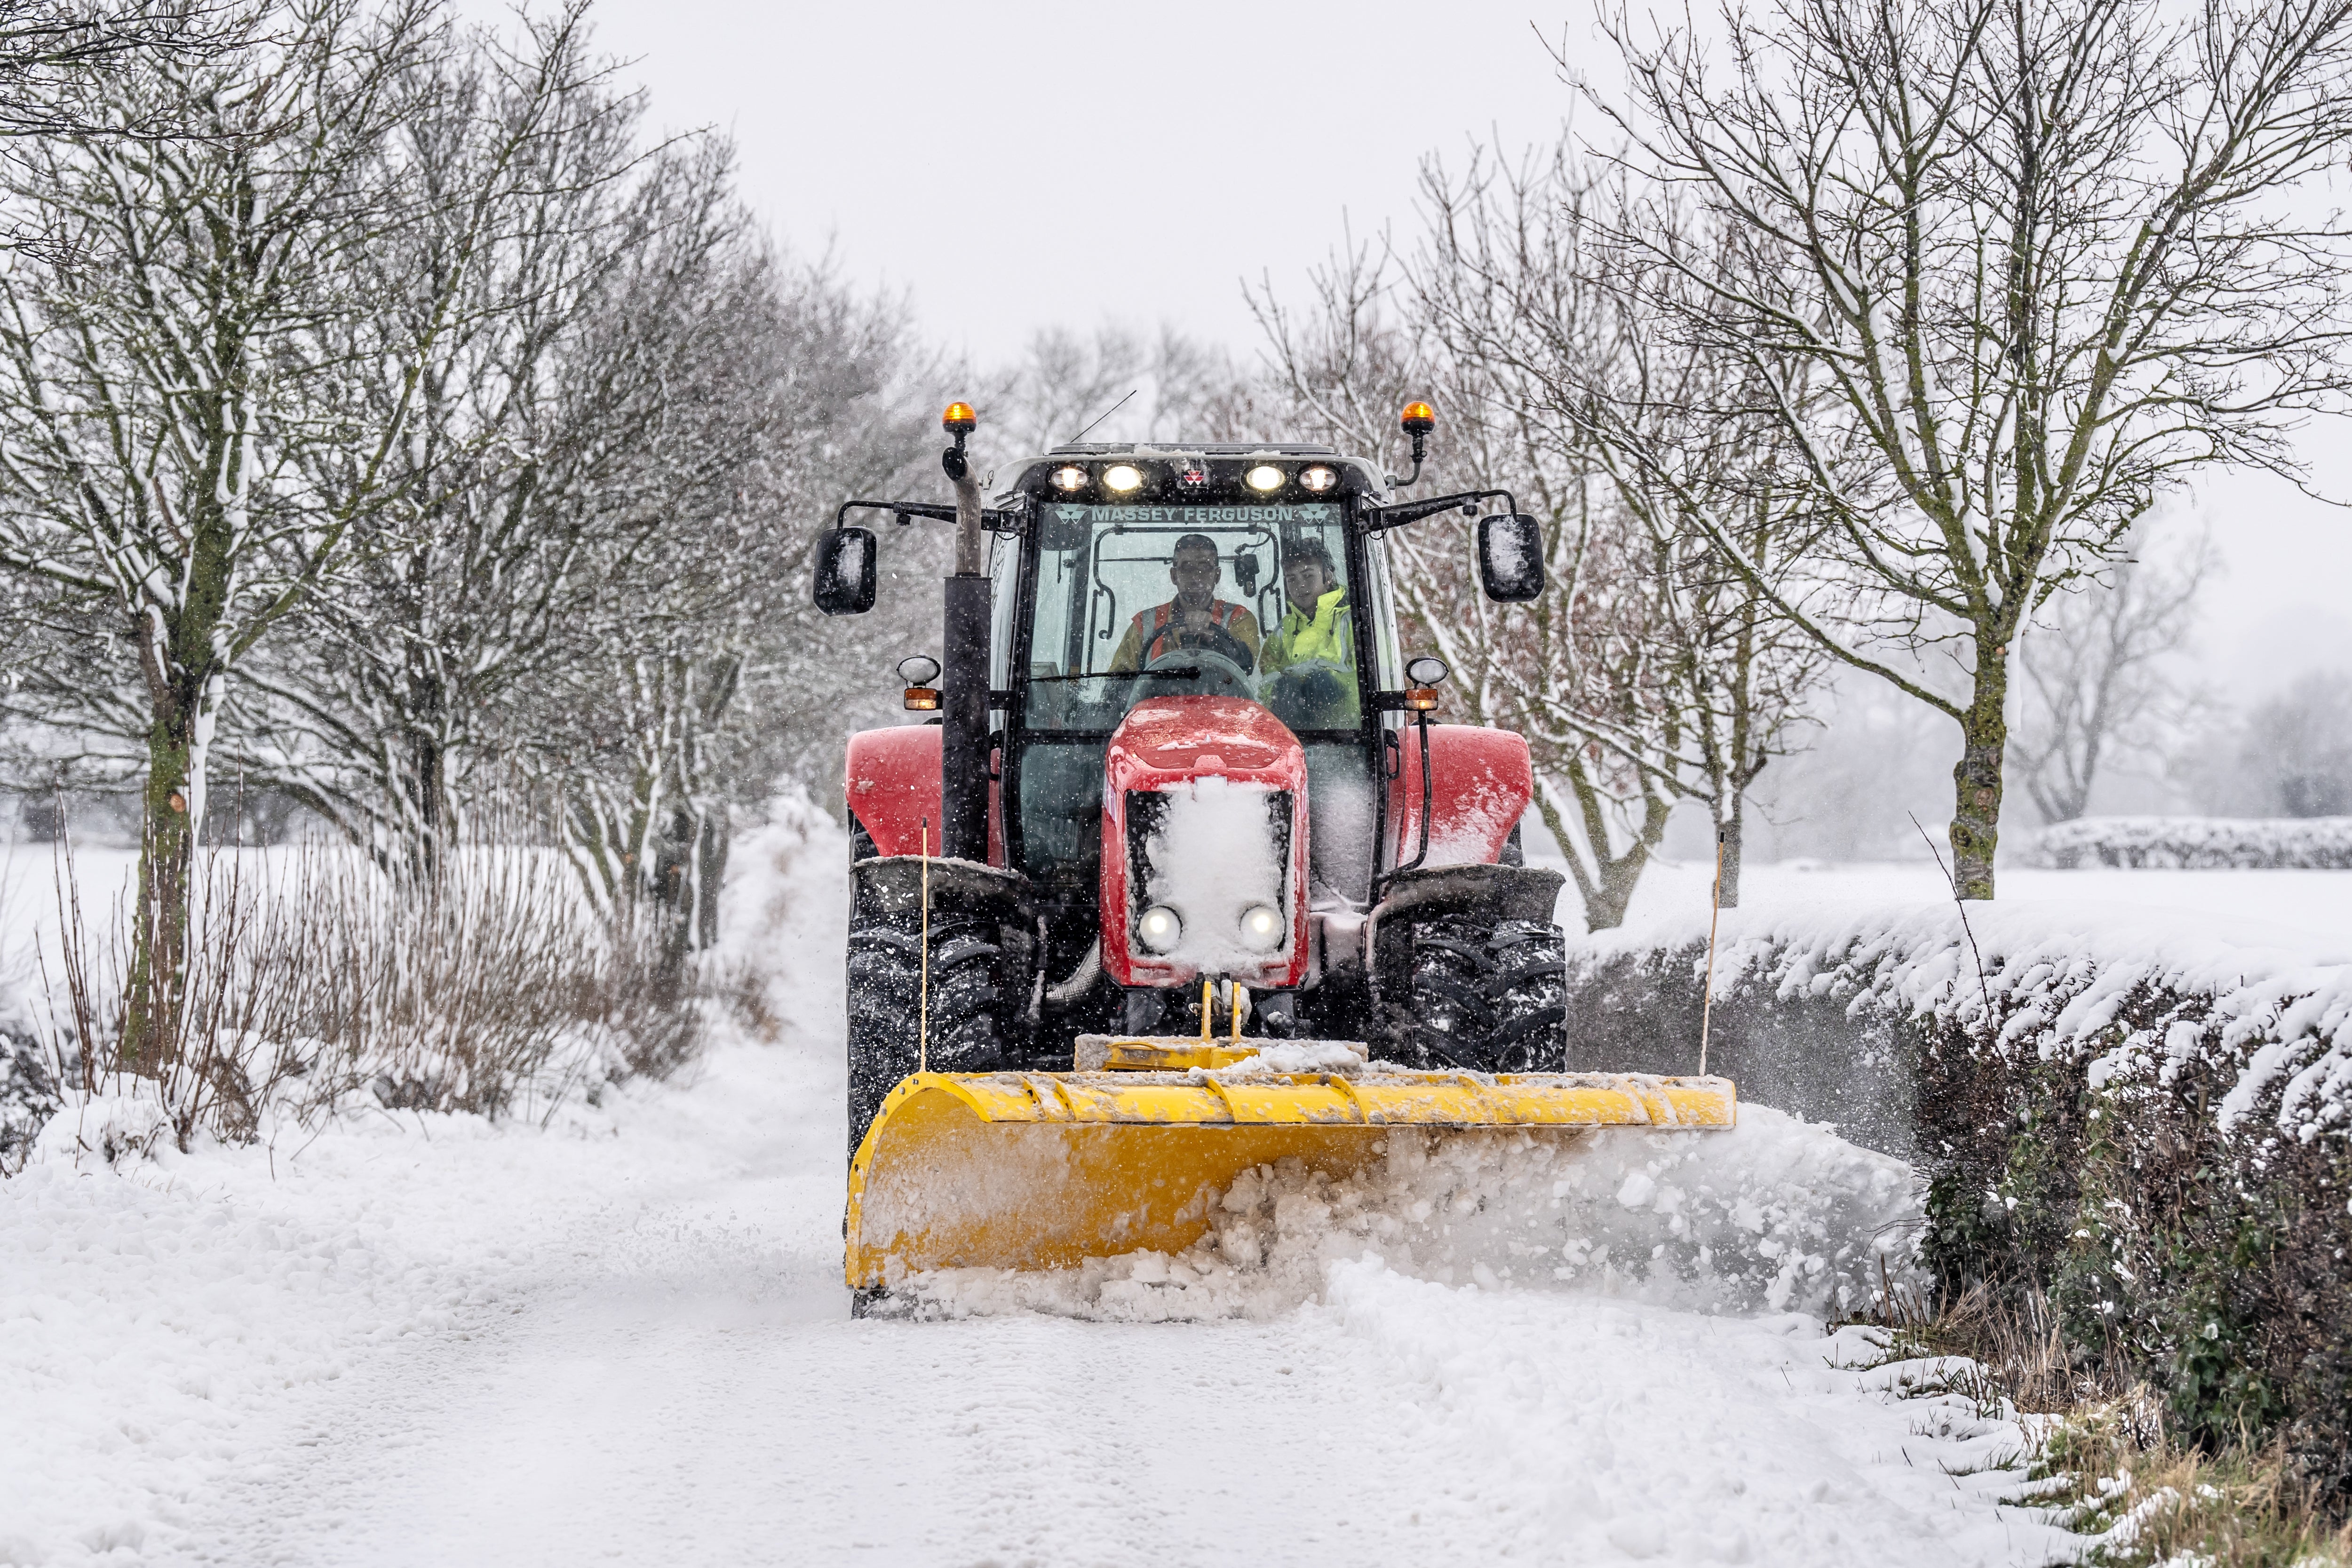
[1,820,2076,1566]
[4,1045,2071,1568]
[6,1039,2058,1568]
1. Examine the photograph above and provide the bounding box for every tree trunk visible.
[405,662,449,879]
[1716,810,1744,909]
[1587,844,1647,930]
[652,804,696,986]
[123,662,205,1073]
[1949,651,2010,899]
[1537,779,1671,932]
[695,813,727,951]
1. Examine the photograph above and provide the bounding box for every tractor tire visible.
[846,910,1006,1155]
[1404,914,1567,1073]
[1478,917,1569,1072]
[1403,914,1494,1067]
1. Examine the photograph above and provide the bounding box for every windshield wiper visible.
[1027,665,1203,683]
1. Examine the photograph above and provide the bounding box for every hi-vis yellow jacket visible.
[1262,587,1353,674]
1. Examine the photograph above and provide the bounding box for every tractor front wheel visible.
[1404,914,1567,1072]
[846,911,1007,1154]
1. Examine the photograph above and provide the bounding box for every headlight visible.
[1237,904,1284,951]
[1298,465,1338,493]
[1102,463,1145,493]
[1243,464,1285,493]
[1050,465,1088,491]
[1136,904,1183,953]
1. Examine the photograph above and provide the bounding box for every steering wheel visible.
[1142,618,1256,674]
[1142,643,1256,694]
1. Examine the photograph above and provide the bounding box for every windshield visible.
[1021,502,1361,734]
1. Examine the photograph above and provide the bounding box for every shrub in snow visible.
[2034,815,2352,869]
[0,1004,59,1174]
[1564,905,2352,1501]
[19,839,706,1164]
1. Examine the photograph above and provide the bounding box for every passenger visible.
[1260,540,1353,676]
[1108,533,1263,673]
[1260,539,1358,726]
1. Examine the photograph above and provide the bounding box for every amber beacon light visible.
[942,401,977,434]
[1392,400,1437,486]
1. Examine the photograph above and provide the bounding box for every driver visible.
[1107,533,1262,674]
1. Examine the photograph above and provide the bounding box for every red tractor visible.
[816,402,1577,1156]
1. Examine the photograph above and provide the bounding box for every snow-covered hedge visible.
[2034,814,2352,869]
[1564,901,2352,1497]
[0,998,56,1174]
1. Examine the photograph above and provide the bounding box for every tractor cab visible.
[817,404,1565,1143]
[991,448,1395,922]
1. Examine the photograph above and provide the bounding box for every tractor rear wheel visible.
[846,910,1006,1154]
[1404,914,1567,1072]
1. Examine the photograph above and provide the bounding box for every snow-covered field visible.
[23,822,2326,1564]
[1569,852,2352,962]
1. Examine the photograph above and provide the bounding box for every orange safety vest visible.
[1113,598,1260,672]
[1140,598,1247,638]
[1133,599,1253,662]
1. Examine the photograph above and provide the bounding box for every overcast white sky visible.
[564,0,2350,703]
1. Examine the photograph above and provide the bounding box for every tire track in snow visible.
[166,1042,1529,1568]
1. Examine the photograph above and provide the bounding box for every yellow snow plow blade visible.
[844,1067,1735,1288]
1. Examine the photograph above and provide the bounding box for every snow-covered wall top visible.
[1577,893,2352,1154]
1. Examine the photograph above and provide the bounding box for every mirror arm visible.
[1384,423,1432,488]
[834,497,1028,534]
[1361,488,1516,533]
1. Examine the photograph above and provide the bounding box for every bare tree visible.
[2011,522,2215,826]
[190,27,928,940]
[222,9,697,870]
[0,0,520,1061]
[2207,670,2352,818]
[1589,0,2352,896]
[1244,245,1681,909]
[539,235,929,950]
[0,0,249,141]
[1250,234,1796,930]
[1415,144,1838,908]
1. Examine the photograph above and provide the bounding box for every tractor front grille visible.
[1123,787,1293,946]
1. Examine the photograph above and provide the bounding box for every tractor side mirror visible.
[814,527,877,616]
[1476,514,1545,602]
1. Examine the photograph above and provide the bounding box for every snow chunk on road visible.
[895,1104,1922,1322]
